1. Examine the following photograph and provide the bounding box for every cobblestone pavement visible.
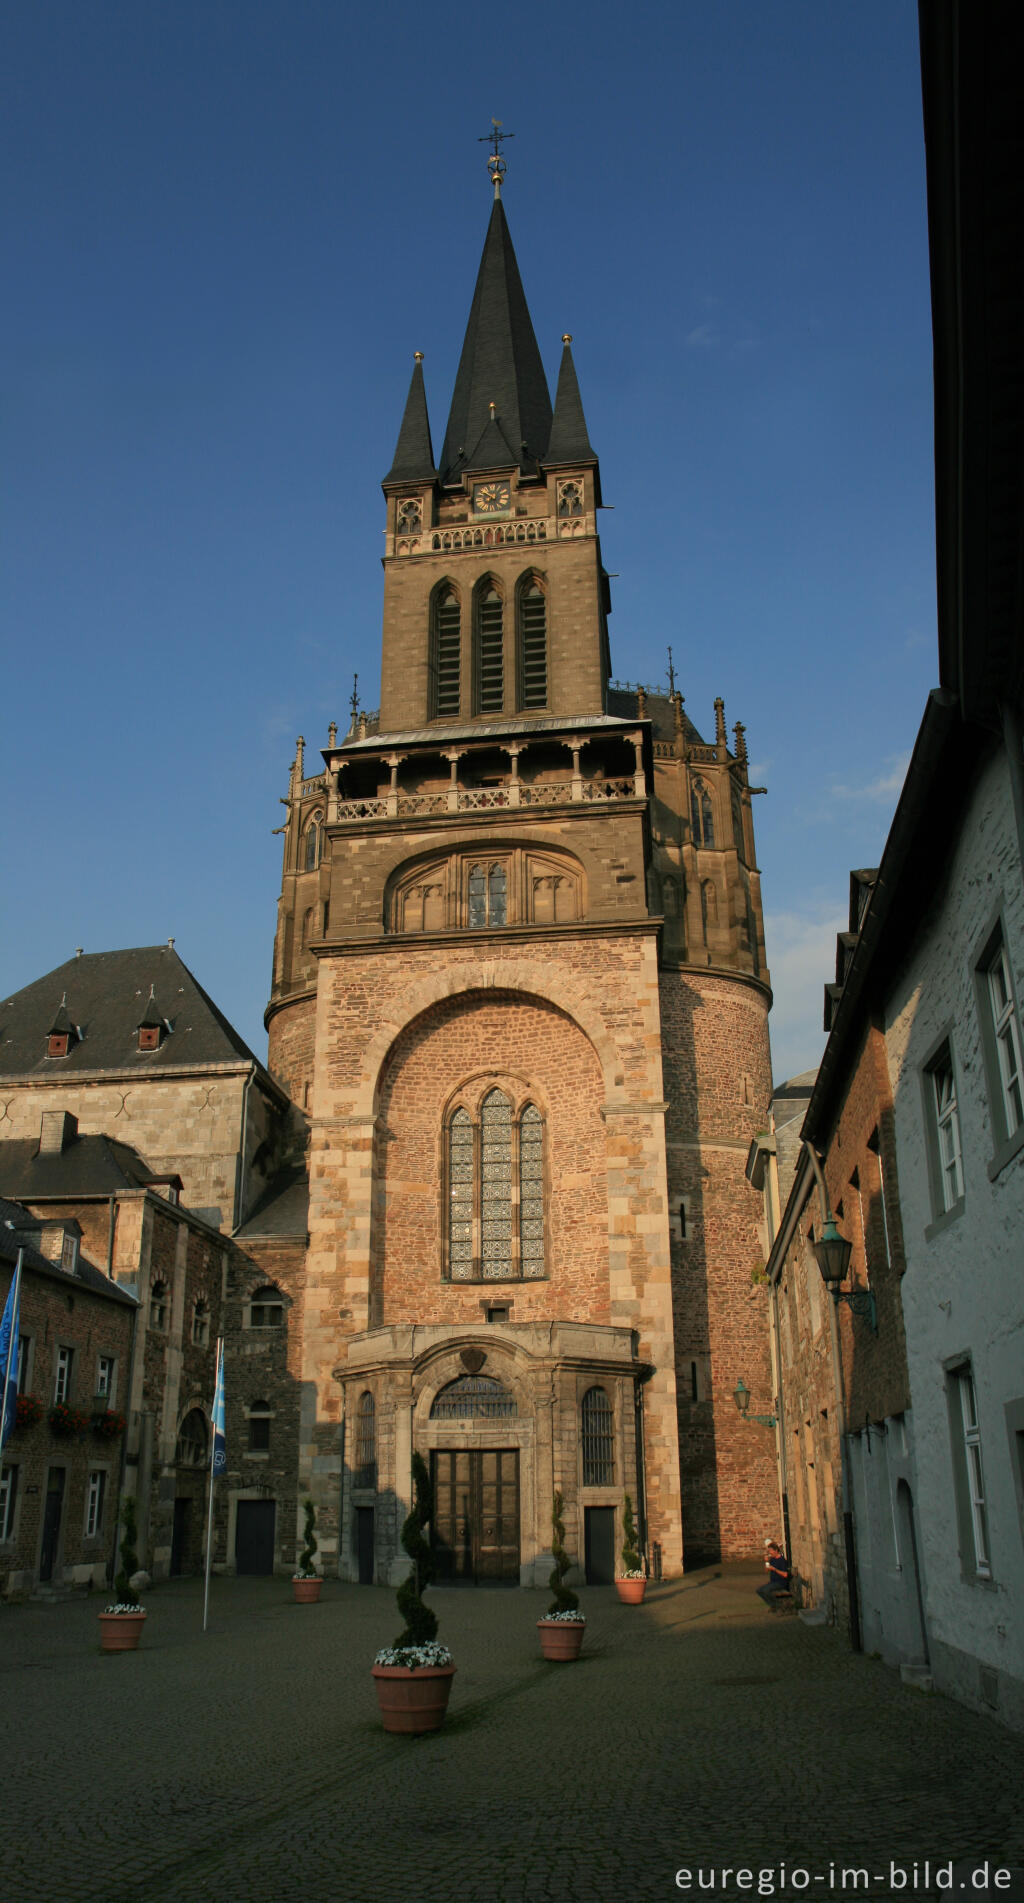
[6,1566,1023,1903]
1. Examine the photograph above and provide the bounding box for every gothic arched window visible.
[467,862,507,929]
[474,584,504,713]
[176,1408,208,1468]
[430,586,461,719]
[690,779,715,849]
[303,813,323,871]
[581,1386,614,1485]
[518,578,547,709]
[354,1391,376,1488]
[445,1091,546,1282]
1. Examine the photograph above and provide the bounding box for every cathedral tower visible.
[267,158,774,1579]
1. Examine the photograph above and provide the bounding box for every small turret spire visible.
[383,353,436,487]
[479,118,513,200]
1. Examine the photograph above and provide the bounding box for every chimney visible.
[39,1109,78,1154]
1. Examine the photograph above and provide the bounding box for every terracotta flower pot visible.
[98,1611,146,1653]
[371,1663,456,1734]
[292,1577,322,1603]
[615,1578,647,1605]
[537,1618,585,1661]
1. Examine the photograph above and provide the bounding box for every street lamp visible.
[812,1218,877,1332]
[732,1377,777,1428]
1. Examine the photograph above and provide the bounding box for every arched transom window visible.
[446,1089,546,1282]
[430,1374,517,1419]
[176,1408,209,1468]
[581,1386,614,1485]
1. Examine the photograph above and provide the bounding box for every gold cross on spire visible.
[478,118,514,198]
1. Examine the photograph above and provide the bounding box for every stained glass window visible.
[481,1090,513,1279]
[445,1095,545,1280]
[448,1107,474,1280]
[520,1104,545,1278]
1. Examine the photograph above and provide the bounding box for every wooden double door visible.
[431,1449,520,1583]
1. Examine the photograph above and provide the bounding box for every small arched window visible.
[247,1399,271,1451]
[301,907,314,948]
[150,1280,168,1332]
[176,1408,208,1468]
[518,579,547,709]
[581,1387,614,1485]
[192,1299,210,1347]
[354,1391,376,1488]
[249,1286,284,1328]
[475,584,504,713]
[304,814,323,872]
[690,780,715,849]
[431,586,461,719]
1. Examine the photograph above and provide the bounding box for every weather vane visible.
[350,673,360,723]
[479,118,513,197]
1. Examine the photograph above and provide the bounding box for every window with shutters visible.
[444,1088,547,1282]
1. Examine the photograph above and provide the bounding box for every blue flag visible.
[210,1339,226,1476]
[0,1258,23,1452]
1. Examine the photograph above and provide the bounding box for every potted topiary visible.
[292,1497,322,1602]
[537,1490,585,1660]
[615,1492,647,1604]
[371,1450,454,1735]
[99,1495,146,1652]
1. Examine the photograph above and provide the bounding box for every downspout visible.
[802,1139,862,1652]
[105,1194,117,1278]
[234,1065,256,1231]
[110,1286,140,1590]
[633,1373,649,1571]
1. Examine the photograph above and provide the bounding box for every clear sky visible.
[2,1,936,1088]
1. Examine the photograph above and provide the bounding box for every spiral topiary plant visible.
[394,1450,439,1648]
[296,1497,318,1578]
[621,1492,643,1577]
[547,1489,581,1616]
[113,1495,141,1609]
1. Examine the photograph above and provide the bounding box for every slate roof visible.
[0,1133,172,1201]
[234,1164,309,1240]
[0,1193,137,1305]
[545,339,598,467]
[383,356,436,487]
[438,200,553,486]
[606,688,707,749]
[0,946,270,1081]
[338,712,647,752]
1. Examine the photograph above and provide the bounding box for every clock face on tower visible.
[473,480,512,515]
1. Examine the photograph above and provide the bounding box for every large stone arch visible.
[357,962,621,1119]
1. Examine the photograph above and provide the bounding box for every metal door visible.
[584,1504,615,1584]
[431,1450,519,1583]
[39,1467,66,1583]
[235,1498,276,1575]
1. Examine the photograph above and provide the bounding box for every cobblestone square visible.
[7,1567,1023,1903]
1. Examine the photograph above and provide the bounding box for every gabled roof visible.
[383,355,436,487]
[0,1132,171,1200]
[438,199,553,486]
[234,1164,309,1240]
[0,946,274,1083]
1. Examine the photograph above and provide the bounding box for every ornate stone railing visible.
[388,513,595,559]
[330,775,644,824]
[300,775,326,795]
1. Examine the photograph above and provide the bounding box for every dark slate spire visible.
[546,336,597,464]
[438,199,553,486]
[383,353,436,486]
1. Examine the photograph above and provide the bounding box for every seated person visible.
[757,1540,791,1606]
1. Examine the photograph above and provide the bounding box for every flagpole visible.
[0,1252,24,1470]
[202,1335,223,1633]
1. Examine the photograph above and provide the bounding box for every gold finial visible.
[489,400,497,421]
[562,333,573,345]
[479,118,514,198]
[413,351,424,363]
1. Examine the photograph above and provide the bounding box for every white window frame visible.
[60,1232,79,1272]
[85,1469,106,1540]
[0,1463,17,1541]
[957,1368,991,1578]
[96,1356,115,1402]
[925,1040,964,1216]
[54,1345,73,1405]
[985,942,1024,1138]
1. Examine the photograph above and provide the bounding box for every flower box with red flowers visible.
[91,1408,126,1440]
[14,1393,43,1430]
[48,1402,91,1438]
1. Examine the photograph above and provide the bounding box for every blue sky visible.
[2,1,936,1086]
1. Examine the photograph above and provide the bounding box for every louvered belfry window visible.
[519,582,547,709]
[581,1386,614,1485]
[432,588,461,718]
[446,1091,546,1281]
[476,587,504,712]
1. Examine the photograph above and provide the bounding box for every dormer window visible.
[139,1024,161,1052]
[48,1032,70,1058]
[46,1003,78,1058]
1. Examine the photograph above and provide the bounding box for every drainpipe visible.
[105,1195,117,1278]
[234,1065,256,1231]
[110,1287,140,1590]
[633,1375,649,1568]
[802,1140,862,1652]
